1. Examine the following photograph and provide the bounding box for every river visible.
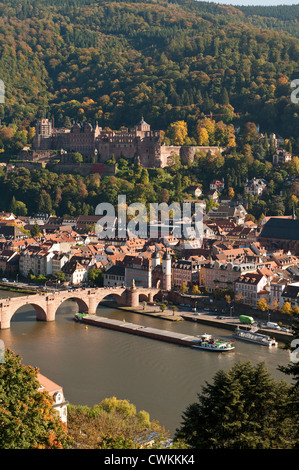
[0,290,292,437]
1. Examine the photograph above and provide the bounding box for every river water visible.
[0,290,292,437]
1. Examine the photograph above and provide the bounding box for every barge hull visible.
[75,314,201,347]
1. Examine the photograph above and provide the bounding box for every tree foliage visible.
[0,0,297,140]
[67,396,170,449]
[0,1,296,222]
[0,349,70,449]
[175,361,297,449]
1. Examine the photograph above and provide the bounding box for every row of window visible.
[106,275,124,281]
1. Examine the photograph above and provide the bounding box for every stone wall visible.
[160,145,181,167]
[49,163,93,176]
[160,145,224,167]
[14,161,44,170]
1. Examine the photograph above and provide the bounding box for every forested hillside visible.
[0,0,298,141]
[238,4,299,38]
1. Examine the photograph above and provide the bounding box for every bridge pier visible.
[0,309,11,329]
[88,294,99,315]
[45,296,57,322]
[126,287,139,308]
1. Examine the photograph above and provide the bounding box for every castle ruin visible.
[32,117,224,168]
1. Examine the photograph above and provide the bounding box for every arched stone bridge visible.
[0,286,161,329]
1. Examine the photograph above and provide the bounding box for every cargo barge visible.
[74,314,234,351]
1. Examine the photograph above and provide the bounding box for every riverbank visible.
[100,301,184,322]
[100,302,293,344]
[0,283,37,295]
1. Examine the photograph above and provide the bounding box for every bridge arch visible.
[55,295,89,316]
[7,302,48,329]
[92,292,126,314]
[139,293,149,303]
[99,292,124,304]
[152,279,161,289]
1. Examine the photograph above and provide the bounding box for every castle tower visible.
[33,118,53,150]
[162,250,171,291]
[35,118,53,138]
[135,116,151,135]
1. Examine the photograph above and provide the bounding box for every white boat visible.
[192,333,235,352]
[233,327,278,347]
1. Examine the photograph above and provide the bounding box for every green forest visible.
[2,145,299,223]
[0,0,298,135]
[0,0,298,219]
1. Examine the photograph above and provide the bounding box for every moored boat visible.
[233,327,278,347]
[192,333,235,352]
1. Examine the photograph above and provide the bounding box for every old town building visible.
[37,373,68,424]
[234,272,269,307]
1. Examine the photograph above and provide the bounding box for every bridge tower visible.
[126,285,139,308]
[162,250,171,291]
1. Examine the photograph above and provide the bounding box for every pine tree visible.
[278,310,299,439]
[38,190,52,214]
[220,88,229,105]
[263,133,269,156]
[175,361,297,449]
[9,196,17,214]
[279,311,299,387]
[269,134,276,156]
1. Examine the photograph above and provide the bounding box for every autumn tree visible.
[227,187,235,200]
[197,126,209,146]
[270,297,279,312]
[180,282,188,294]
[257,298,269,312]
[67,397,170,449]
[0,349,71,449]
[242,122,259,144]
[235,291,245,304]
[166,121,188,146]
[192,285,201,294]
[286,156,299,176]
[281,302,293,315]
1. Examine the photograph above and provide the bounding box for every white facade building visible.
[245,178,267,196]
[234,272,269,307]
[37,372,68,424]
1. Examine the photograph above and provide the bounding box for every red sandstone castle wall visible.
[33,120,225,167]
